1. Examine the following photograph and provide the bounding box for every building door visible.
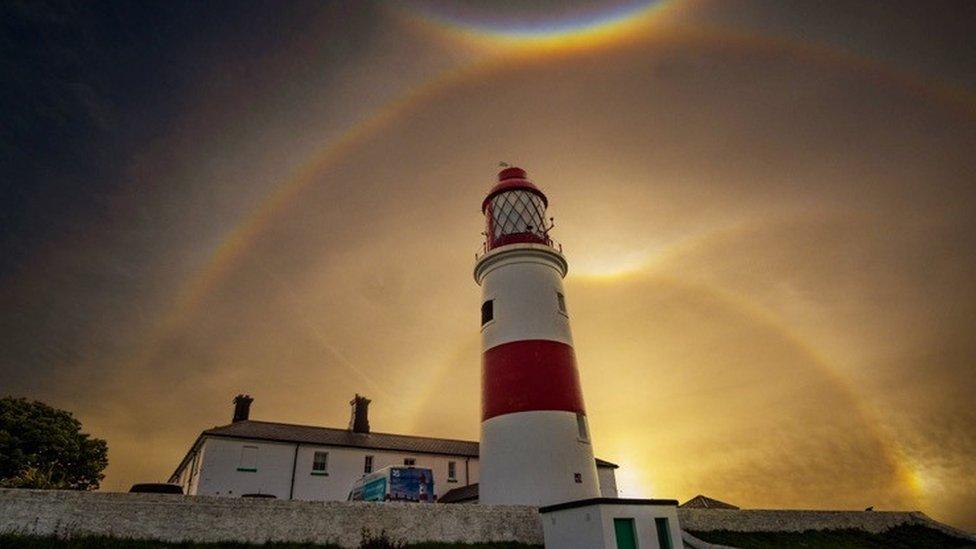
[613,518,638,549]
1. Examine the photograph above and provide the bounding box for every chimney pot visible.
[349,394,371,434]
[233,394,253,423]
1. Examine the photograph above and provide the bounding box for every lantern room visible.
[482,167,552,251]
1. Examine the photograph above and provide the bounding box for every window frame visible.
[364,455,374,474]
[481,299,494,327]
[576,413,589,443]
[311,451,329,476]
[237,445,258,472]
[556,292,568,316]
[403,457,416,466]
[447,461,457,483]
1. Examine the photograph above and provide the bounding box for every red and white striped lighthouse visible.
[475,166,600,507]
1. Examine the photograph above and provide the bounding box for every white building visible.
[169,394,619,502]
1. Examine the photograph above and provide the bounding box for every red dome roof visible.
[482,167,548,213]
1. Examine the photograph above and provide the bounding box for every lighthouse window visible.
[490,190,546,240]
[576,413,589,442]
[557,292,567,314]
[481,300,494,325]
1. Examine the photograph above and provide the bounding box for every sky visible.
[2,0,975,531]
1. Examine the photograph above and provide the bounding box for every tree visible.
[0,397,108,490]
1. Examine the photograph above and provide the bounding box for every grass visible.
[689,524,976,548]
[0,535,540,549]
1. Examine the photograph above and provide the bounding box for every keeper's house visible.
[170,394,619,502]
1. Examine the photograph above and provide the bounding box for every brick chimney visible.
[349,394,371,434]
[232,394,253,423]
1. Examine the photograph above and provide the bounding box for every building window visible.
[448,461,457,482]
[481,300,493,326]
[404,458,416,466]
[237,445,258,472]
[364,455,373,474]
[574,472,582,483]
[557,292,567,315]
[576,413,589,442]
[655,517,674,549]
[312,451,329,475]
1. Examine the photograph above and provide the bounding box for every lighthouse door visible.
[613,518,638,549]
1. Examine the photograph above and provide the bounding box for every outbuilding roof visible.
[680,494,740,509]
[439,482,480,504]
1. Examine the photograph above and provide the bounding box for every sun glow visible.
[570,250,650,279]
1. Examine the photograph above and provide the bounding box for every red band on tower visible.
[482,339,586,421]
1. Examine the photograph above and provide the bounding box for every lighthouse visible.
[475,166,600,507]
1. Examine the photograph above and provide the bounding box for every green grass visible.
[689,524,975,548]
[0,535,540,549]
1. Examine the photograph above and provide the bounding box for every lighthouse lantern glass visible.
[488,190,547,248]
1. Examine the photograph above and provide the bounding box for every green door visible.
[613,518,638,549]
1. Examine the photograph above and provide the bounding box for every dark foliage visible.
[359,529,405,549]
[690,524,976,548]
[0,536,340,548]
[0,396,108,490]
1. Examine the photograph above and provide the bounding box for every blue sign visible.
[389,467,434,502]
[362,476,387,502]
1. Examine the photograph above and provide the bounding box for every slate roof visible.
[204,420,480,457]
[171,419,619,481]
[680,494,740,509]
[439,482,480,504]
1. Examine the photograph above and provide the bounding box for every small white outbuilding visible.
[540,497,685,549]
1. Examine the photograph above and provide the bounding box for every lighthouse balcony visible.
[474,241,569,284]
[476,234,562,261]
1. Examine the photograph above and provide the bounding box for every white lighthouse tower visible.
[475,166,600,507]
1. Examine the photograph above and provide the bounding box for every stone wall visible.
[4,489,971,547]
[678,508,974,540]
[0,489,544,547]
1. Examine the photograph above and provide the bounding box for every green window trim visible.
[310,471,330,476]
[236,467,257,472]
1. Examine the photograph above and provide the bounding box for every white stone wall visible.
[540,505,605,549]
[0,489,543,547]
[197,438,295,498]
[187,436,479,501]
